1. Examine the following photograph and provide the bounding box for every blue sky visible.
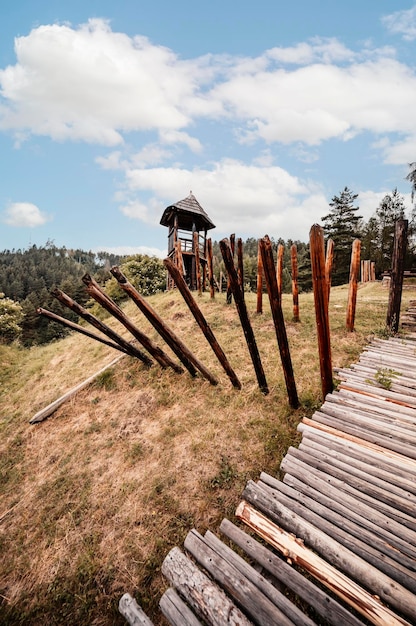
[1,1,416,256]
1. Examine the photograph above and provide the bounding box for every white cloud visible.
[119,158,328,241]
[3,202,50,227]
[93,245,166,258]
[382,5,416,41]
[0,19,208,144]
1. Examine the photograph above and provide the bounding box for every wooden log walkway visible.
[120,319,416,625]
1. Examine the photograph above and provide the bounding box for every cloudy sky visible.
[1,1,416,256]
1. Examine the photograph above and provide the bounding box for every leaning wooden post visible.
[310,224,333,398]
[386,219,408,334]
[291,244,300,323]
[51,288,153,366]
[82,274,183,373]
[276,243,284,304]
[256,241,263,314]
[237,237,244,296]
[175,240,184,276]
[260,236,299,408]
[37,307,132,355]
[226,233,235,304]
[325,238,334,305]
[220,238,268,394]
[164,258,241,389]
[346,239,361,332]
[207,238,215,299]
[111,266,217,381]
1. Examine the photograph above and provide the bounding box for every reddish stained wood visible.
[220,238,268,394]
[226,233,235,305]
[164,257,241,389]
[260,236,299,408]
[310,225,333,398]
[291,243,300,322]
[325,238,334,304]
[346,239,361,332]
[51,288,153,366]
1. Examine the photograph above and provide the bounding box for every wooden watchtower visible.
[160,192,215,290]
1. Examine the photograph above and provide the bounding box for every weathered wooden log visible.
[259,236,299,408]
[82,274,183,373]
[111,266,214,381]
[280,454,416,548]
[325,238,334,304]
[256,240,263,314]
[387,219,408,333]
[278,471,416,562]
[237,237,244,296]
[51,288,153,365]
[161,547,253,625]
[226,233,235,305]
[37,307,131,355]
[335,386,416,419]
[119,593,154,626]
[291,244,300,322]
[159,588,203,626]
[175,240,184,275]
[207,238,215,299]
[298,417,416,472]
[256,476,416,586]
[30,355,124,424]
[184,529,299,626]
[339,380,416,409]
[236,500,412,626]
[283,445,416,530]
[164,258,241,389]
[346,239,361,332]
[276,243,284,304]
[310,225,333,397]
[220,519,364,626]
[219,238,268,394]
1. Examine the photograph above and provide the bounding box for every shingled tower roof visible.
[160,192,215,231]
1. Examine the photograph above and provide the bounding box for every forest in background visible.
[1,185,415,347]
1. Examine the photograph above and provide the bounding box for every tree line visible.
[1,173,416,347]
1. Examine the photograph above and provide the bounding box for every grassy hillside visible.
[0,282,412,625]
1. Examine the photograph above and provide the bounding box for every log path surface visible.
[120,304,416,626]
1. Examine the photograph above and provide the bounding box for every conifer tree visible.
[321,187,362,285]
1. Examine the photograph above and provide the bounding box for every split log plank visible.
[236,500,412,626]
[220,519,365,626]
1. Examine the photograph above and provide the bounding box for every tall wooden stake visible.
[237,237,244,297]
[226,233,235,304]
[276,243,284,304]
[291,244,300,323]
[164,258,241,389]
[207,238,215,299]
[220,239,268,394]
[260,236,299,408]
[386,219,408,334]
[256,241,263,314]
[325,238,334,305]
[346,239,361,332]
[310,225,333,398]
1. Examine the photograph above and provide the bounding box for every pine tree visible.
[322,187,362,285]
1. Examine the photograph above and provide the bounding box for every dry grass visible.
[0,282,414,624]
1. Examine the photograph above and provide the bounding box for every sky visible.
[1,1,416,257]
